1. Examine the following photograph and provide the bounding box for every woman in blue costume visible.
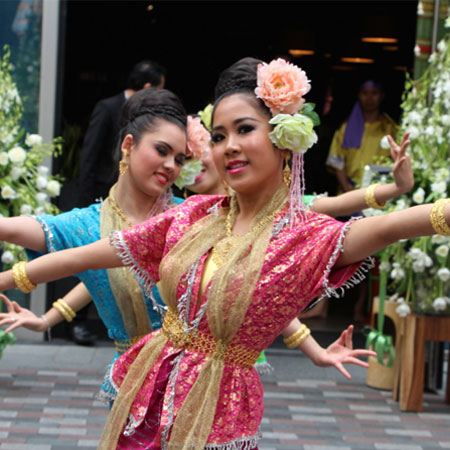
[0,87,191,403]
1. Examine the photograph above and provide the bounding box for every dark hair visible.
[126,59,167,90]
[213,57,271,120]
[114,87,187,162]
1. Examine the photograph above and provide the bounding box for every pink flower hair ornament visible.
[186,115,212,159]
[173,115,211,190]
[255,58,320,225]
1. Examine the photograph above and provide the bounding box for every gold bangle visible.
[12,262,37,293]
[283,324,306,347]
[52,302,73,322]
[52,299,76,322]
[430,198,450,236]
[55,299,76,320]
[283,324,311,349]
[364,183,386,209]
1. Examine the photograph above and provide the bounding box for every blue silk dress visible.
[27,198,183,402]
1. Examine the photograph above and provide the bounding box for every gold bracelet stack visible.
[430,198,450,236]
[364,183,386,209]
[12,262,37,293]
[283,324,311,349]
[52,299,76,322]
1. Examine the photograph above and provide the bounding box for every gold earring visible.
[119,149,129,175]
[283,153,291,186]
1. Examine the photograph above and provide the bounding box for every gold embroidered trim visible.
[162,309,259,368]
[114,335,147,355]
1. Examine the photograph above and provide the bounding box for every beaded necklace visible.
[108,185,133,227]
[211,195,286,267]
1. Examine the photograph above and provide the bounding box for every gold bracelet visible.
[12,262,37,293]
[283,324,311,349]
[52,302,73,322]
[52,299,76,322]
[364,183,386,209]
[430,198,450,236]
[55,299,76,320]
[283,324,306,347]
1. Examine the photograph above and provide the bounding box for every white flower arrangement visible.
[0,46,63,270]
[368,23,450,316]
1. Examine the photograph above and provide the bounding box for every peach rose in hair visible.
[186,116,211,159]
[255,58,311,115]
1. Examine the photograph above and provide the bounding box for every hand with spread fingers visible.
[0,294,46,334]
[389,131,413,195]
[313,325,377,380]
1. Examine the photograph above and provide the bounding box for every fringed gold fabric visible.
[101,184,152,338]
[97,332,168,449]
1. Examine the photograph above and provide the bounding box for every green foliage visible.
[0,45,63,270]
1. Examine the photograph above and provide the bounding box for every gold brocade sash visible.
[100,186,152,340]
[98,184,289,449]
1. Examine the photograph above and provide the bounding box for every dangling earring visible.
[183,188,188,199]
[119,149,129,175]
[283,153,292,186]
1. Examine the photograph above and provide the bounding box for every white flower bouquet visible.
[0,45,63,270]
[365,20,450,317]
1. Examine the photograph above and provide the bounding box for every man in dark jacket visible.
[77,59,166,207]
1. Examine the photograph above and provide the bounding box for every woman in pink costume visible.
[0,57,447,449]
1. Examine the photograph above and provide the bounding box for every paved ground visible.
[1,337,450,450]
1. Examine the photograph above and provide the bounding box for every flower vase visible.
[366,298,402,391]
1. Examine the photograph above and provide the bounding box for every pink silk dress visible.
[109,194,370,449]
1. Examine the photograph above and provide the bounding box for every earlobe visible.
[122,134,135,154]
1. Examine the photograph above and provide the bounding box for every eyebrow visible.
[212,117,259,132]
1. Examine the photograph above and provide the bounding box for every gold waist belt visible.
[114,335,147,355]
[162,309,259,369]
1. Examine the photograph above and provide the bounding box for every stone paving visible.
[1,341,450,449]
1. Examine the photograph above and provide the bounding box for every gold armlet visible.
[430,198,450,236]
[12,262,37,293]
[364,183,386,209]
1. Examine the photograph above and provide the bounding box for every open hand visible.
[314,325,377,379]
[0,293,45,334]
[389,132,414,195]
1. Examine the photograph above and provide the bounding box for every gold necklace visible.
[108,186,133,227]
[211,195,286,267]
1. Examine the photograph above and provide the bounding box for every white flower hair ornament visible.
[255,58,320,224]
[174,115,210,189]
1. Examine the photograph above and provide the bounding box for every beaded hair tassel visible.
[290,152,307,224]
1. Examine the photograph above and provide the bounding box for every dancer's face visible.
[211,94,285,195]
[122,118,187,197]
[186,150,224,195]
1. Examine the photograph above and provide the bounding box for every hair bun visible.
[120,87,187,128]
[214,57,262,101]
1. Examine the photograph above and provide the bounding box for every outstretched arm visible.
[0,237,122,292]
[336,201,441,268]
[312,133,413,217]
[282,318,376,379]
[0,282,92,334]
[0,217,47,252]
